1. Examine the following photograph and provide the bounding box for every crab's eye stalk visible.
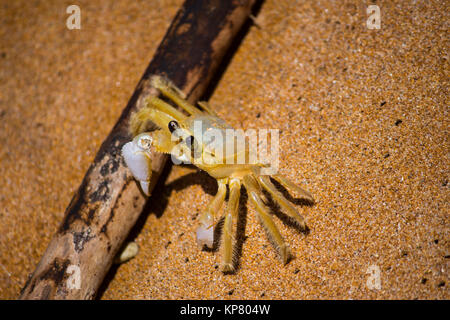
[168,120,179,133]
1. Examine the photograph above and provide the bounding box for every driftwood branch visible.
[20,0,257,299]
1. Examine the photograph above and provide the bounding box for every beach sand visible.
[0,0,448,299]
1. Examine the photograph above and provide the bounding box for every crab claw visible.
[196,212,214,249]
[121,133,153,196]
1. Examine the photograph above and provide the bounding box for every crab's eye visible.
[168,120,179,133]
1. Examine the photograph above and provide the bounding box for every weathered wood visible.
[20,0,257,300]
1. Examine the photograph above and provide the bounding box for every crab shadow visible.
[264,178,314,235]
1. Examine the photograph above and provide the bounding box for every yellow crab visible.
[121,75,314,272]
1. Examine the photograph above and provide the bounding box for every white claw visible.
[139,180,151,196]
[196,223,214,249]
[196,212,214,249]
[122,133,153,195]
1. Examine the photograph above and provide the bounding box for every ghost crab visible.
[122,75,314,272]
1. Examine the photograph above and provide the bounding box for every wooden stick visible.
[20,0,257,299]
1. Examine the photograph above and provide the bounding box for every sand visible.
[0,0,448,299]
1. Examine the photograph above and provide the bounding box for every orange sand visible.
[0,0,448,299]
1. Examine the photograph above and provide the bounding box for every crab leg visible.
[258,176,306,229]
[220,178,240,272]
[146,96,187,121]
[130,96,186,136]
[272,174,314,203]
[151,75,201,115]
[243,175,291,264]
[197,101,218,117]
[196,179,227,249]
